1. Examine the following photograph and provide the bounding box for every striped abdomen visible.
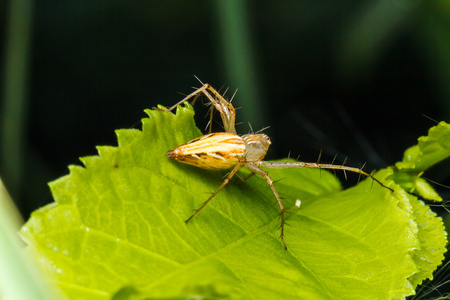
[167,132,245,170]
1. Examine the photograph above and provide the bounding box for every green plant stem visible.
[1,0,33,199]
[214,0,267,131]
[0,177,50,300]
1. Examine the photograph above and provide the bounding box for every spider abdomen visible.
[167,132,246,170]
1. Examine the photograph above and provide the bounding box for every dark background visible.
[1,1,449,297]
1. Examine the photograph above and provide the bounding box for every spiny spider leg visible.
[246,164,287,249]
[185,162,244,224]
[160,83,237,134]
[199,85,236,134]
[163,84,209,112]
[257,161,393,192]
[234,172,256,184]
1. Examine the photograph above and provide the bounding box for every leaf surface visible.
[20,104,447,299]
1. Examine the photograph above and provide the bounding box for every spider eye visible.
[262,134,271,144]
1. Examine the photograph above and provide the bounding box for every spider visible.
[158,82,392,249]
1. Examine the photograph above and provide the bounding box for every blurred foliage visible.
[0,178,51,299]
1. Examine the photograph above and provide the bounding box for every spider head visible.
[242,134,271,161]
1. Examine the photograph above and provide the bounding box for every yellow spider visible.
[158,81,392,249]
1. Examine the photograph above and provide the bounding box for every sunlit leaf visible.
[20,104,447,299]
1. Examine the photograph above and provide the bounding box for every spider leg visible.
[258,161,393,192]
[245,164,287,250]
[163,84,210,112]
[201,85,237,134]
[234,172,256,184]
[185,162,243,223]
[208,103,214,134]
[159,83,237,134]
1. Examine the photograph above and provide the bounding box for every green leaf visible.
[408,198,447,287]
[20,104,447,299]
[391,121,450,288]
[394,121,450,201]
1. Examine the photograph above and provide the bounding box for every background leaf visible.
[394,122,450,201]
[20,104,446,299]
[396,121,450,172]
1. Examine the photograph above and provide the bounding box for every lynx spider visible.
[159,82,392,249]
